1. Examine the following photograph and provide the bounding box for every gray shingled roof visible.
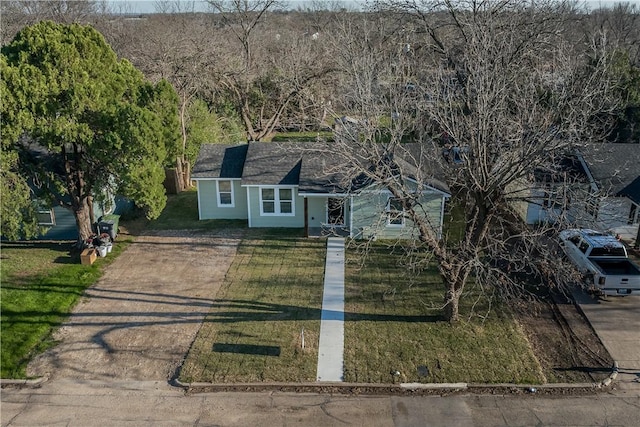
[192,141,451,195]
[580,143,640,194]
[298,143,351,193]
[241,142,302,185]
[192,144,248,179]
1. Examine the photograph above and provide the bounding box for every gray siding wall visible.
[197,179,248,220]
[306,197,326,228]
[351,186,445,240]
[37,205,79,240]
[246,186,305,228]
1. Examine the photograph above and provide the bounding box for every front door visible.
[328,198,345,226]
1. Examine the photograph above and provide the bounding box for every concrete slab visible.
[316,237,345,382]
[575,291,640,391]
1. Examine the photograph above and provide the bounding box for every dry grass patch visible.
[344,243,545,384]
[179,230,326,383]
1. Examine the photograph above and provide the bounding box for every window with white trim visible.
[386,197,405,227]
[260,187,295,215]
[37,208,55,225]
[217,180,234,207]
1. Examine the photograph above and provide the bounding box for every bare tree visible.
[327,0,618,321]
[205,0,337,141]
[1,0,103,44]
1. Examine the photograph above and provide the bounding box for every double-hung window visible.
[260,187,294,215]
[386,197,405,227]
[217,180,234,207]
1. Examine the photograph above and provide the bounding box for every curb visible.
[2,364,617,394]
[172,364,619,395]
[0,375,49,388]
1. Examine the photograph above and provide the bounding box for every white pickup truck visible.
[559,229,640,296]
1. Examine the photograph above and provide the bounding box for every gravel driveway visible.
[27,229,243,381]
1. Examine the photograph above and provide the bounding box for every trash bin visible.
[98,214,120,240]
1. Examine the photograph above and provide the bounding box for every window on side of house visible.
[37,208,55,226]
[386,197,405,227]
[217,180,234,207]
[629,204,639,225]
[260,187,295,216]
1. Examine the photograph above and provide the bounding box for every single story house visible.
[525,143,640,240]
[192,142,451,239]
[20,142,131,240]
[34,195,129,240]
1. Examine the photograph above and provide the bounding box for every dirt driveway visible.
[27,229,243,382]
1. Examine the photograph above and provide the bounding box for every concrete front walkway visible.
[316,237,345,382]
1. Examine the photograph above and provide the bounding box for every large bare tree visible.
[0,0,104,45]
[327,0,618,321]
[205,0,337,141]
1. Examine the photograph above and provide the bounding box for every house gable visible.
[192,144,250,220]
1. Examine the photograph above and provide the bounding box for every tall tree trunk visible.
[74,196,94,245]
[180,96,188,155]
[443,281,462,323]
[63,142,94,246]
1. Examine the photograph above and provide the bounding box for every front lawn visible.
[181,234,545,384]
[344,243,544,384]
[179,230,326,383]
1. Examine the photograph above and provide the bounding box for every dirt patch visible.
[26,229,243,381]
[516,291,614,384]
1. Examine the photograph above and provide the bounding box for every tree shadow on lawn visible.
[206,299,442,323]
[1,240,77,265]
[5,294,443,355]
[4,297,443,330]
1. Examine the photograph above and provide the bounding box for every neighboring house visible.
[192,142,451,239]
[577,143,640,239]
[21,142,130,240]
[524,156,588,225]
[34,193,128,240]
[525,143,640,240]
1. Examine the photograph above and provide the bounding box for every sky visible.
[107,0,638,14]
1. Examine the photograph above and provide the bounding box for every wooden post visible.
[304,198,309,237]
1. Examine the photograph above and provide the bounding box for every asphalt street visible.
[2,379,640,426]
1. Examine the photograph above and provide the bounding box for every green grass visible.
[0,239,132,378]
[344,243,544,384]
[181,235,544,384]
[179,230,326,383]
[147,189,246,231]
